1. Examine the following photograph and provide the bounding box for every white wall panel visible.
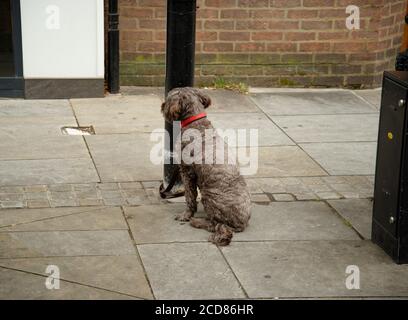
[20,0,104,78]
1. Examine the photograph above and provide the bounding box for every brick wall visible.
[119,0,407,88]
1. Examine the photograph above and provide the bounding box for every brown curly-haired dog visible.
[161,87,251,246]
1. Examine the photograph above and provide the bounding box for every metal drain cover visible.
[61,126,95,135]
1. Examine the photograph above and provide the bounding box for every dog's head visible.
[161,87,211,122]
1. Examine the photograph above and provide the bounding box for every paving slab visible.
[221,240,408,298]
[0,207,127,232]
[328,199,373,239]
[234,202,359,241]
[138,243,245,299]
[271,114,379,143]
[0,99,73,117]
[0,267,136,299]
[0,230,135,258]
[71,95,163,134]
[301,142,377,175]
[85,133,162,182]
[203,89,260,113]
[209,112,294,147]
[251,91,377,115]
[0,158,99,186]
[0,136,89,160]
[124,204,209,244]
[239,146,327,177]
[353,89,382,110]
[0,116,77,138]
[0,255,152,299]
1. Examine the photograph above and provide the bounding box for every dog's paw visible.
[175,211,192,222]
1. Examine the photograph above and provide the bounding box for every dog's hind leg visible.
[190,217,216,232]
[208,223,233,246]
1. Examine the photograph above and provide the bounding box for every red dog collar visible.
[181,112,207,128]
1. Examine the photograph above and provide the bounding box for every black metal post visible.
[108,0,120,94]
[159,0,197,198]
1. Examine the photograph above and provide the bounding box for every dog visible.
[161,87,251,246]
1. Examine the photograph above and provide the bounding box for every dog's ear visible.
[161,97,181,122]
[194,89,212,109]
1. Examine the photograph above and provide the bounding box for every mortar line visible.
[0,265,147,300]
[68,99,102,183]
[119,205,156,300]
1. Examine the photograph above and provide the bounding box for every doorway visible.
[0,0,23,97]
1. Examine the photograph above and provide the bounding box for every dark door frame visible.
[0,0,24,98]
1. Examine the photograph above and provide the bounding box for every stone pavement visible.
[1,87,408,299]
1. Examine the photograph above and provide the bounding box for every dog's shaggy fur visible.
[161,87,251,246]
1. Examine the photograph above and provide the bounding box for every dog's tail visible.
[209,223,233,246]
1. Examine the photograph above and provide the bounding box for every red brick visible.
[285,32,316,41]
[236,20,269,30]
[138,42,165,52]
[270,0,301,8]
[238,0,269,7]
[122,31,153,41]
[334,42,367,53]
[120,8,153,18]
[301,20,333,30]
[219,32,250,41]
[318,9,346,18]
[154,31,166,41]
[350,31,378,40]
[313,76,345,87]
[299,42,330,52]
[287,10,319,19]
[119,18,137,29]
[318,31,349,40]
[303,0,335,7]
[197,31,218,42]
[197,9,219,19]
[204,20,234,30]
[235,42,266,52]
[203,43,234,52]
[251,10,285,19]
[266,43,297,52]
[269,20,299,29]
[251,32,283,41]
[391,2,405,14]
[221,9,250,19]
[154,8,166,18]
[380,16,396,28]
[205,0,236,7]
[138,0,165,7]
[139,19,165,29]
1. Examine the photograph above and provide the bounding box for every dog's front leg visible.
[175,166,198,221]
